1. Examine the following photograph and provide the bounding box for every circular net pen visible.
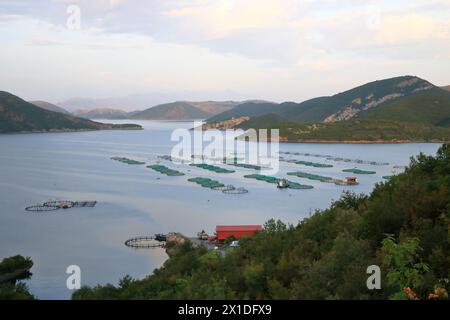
[25,205,60,212]
[124,237,164,249]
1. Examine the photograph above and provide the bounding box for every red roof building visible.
[215,225,262,241]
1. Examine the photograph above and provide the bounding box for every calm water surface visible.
[0,120,441,299]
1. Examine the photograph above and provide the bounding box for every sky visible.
[0,0,449,108]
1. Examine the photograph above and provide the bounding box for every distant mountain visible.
[29,101,70,115]
[188,101,239,115]
[442,86,450,92]
[58,90,246,112]
[73,108,128,119]
[0,91,142,133]
[131,102,217,120]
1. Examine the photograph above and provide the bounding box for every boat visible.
[277,179,289,189]
[334,176,359,186]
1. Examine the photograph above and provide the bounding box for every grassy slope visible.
[72,145,450,300]
[0,91,141,133]
[359,88,450,127]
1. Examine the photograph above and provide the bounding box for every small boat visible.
[334,176,359,186]
[277,179,289,189]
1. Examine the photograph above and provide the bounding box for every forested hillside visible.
[73,145,450,300]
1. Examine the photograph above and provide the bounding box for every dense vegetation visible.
[241,118,450,142]
[0,91,142,133]
[0,255,35,300]
[73,145,450,300]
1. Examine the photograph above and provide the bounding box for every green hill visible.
[131,102,213,120]
[207,76,436,124]
[206,101,283,122]
[359,87,450,127]
[0,91,142,133]
[208,76,450,142]
[72,145,450,300]
[29,101,71,115]
[280,76,435,122]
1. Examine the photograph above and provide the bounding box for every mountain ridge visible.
[0,91,142,133]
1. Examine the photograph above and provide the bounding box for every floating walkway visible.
[342,168,376,175]
[190,163,235,174]
[244,174,313,190]
[188,177,226,189]
[26,200,97,212]
[147,164,185,176]
[111,157,145,165]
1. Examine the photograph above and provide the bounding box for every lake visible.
[0,120,442,299]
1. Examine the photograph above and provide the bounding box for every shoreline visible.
[235,136,447,144]
[0,126,143,135]
[277,138,448,144]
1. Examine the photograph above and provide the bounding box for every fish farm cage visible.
[111,157,146,165]
[190,163,235,174]
[158,155,191,163]
[124,236,164,249]
[147,164,185,176]
[25,205,60,212]
[291,160,333,168]
[222,187,249,194]
[211,185,249,194]
[342,168,377,175]
[188,177,226,189]
[211,185,235,191]
[25,200,97,212]
[227,163,271,171]
[278,152,389,166]
[244,174,313,190]
[287,171,333,182]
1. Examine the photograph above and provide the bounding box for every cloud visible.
[0,0,449,103]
